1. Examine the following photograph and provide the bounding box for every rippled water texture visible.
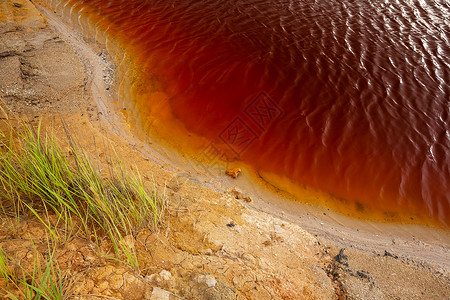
[53,0,449,226]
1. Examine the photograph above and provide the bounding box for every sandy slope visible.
[0,0,449,299]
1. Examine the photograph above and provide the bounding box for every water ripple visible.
[49,0,450,226]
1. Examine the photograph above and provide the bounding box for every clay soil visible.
[0,0,449,299]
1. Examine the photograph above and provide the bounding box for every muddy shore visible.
[0,0,449,299]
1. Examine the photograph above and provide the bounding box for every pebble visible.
[159,270,172,281]
[225,168,241,178]
[150,287,171,300]
[145,274,160,283]
[198,274,217,287]
[230,188,252,202]
[205,275,217,287]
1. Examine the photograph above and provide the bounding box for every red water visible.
[50,0,449,227]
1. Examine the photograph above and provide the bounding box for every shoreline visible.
[38,0,447,229]
[36,0,450,275]
[1,0,449,298]
[38,0,450,229]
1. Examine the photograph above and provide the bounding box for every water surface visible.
[53,0,450,226]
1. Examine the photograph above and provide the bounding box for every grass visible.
[0,117,165,297]
[0,241,73,300]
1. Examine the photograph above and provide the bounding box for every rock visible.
[198,274,217,287]
[334,248,348,266]
[225,168,241,178]
[145,274,161,283]
[150,287,171,300]
[159,270,172,281]
[205,275,217,287]
[230,188,252,202]
[124,273,139,285]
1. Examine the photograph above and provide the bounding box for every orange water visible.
[49,0,449,227]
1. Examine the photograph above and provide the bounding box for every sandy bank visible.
[0,0,449,299]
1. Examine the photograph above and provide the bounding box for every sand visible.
[0,0,449,299]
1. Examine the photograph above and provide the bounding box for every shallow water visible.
[51,0,449,226]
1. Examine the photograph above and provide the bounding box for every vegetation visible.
[0,241,74,300]
[0,118,165,298]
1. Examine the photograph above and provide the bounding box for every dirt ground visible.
[0,0,449,299]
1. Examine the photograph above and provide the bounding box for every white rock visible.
[204,275,217,287]
[198,274,217,287]
[159,270,172,281]
[145,274,158,282]
[150,287,171,300]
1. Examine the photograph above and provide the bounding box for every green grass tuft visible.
[0,120,165,269]
[0,241,76,300]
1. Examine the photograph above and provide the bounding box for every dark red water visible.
[50,0,449,226]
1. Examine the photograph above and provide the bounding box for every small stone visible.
[159,270,172,281]
[198,274,217,287]
[230,188,252,202]
[262,240,272,246]
[225,168,241,178]
[150,287,171,300]
[84,254,96,262]
[145,274,161,283]
[65,147,73,156]
[145,274,155,282]
[204,275,217,287]
[13,3,22,8]
[231,188,244,199]
[124,273,138,284]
